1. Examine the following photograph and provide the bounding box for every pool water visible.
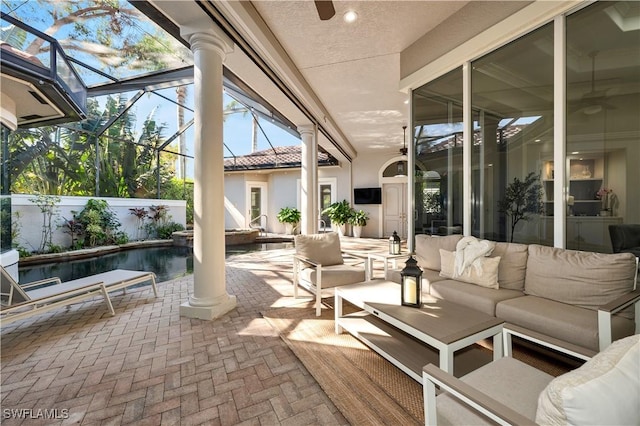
[19,243,292,284]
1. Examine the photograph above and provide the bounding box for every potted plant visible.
[277,207,301,234]
[348,210,369,238]
[498,172,543,242]
[322,200,354,236]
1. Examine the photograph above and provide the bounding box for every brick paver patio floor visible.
[1,238,389,425]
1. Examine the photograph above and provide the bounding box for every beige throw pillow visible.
[294,232,344,266]
[439,249,500,289]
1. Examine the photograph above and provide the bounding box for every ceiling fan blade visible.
[314,0,336,21]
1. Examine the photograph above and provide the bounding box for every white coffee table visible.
[335,280,504,380]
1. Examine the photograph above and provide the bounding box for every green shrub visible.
[156,222,185,239]
[75,199,122,247]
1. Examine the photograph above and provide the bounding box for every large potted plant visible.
[322,200,353,236]
[498,172,543,242]
[348,210,369,238]
[277,207,301,234]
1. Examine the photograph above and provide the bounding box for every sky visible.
[1,0,301,179]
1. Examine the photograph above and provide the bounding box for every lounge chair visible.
[1,267,158,325]
[293,232,366,316]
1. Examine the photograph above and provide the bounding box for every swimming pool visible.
[18,243,292,284]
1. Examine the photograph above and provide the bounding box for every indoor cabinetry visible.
[542,158,606,217]
[541,156,622,253]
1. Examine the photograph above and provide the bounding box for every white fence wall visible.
[11,194,186,252]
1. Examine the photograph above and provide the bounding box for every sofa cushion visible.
[414,234,462,271]
[491,242,529,291]
[496,295,635,351]
[440,249,500,289]
[294,232,344,266]
[430,279,524,316]
[524,245,636,313]
[299,264,365,289]
[535,335,640,425]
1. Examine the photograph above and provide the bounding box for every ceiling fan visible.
[314,1,336,21]
[575,51,615,115]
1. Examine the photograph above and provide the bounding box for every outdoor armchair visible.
[422,334,639,425]
[293,232,366,316]
[1,267,158,325]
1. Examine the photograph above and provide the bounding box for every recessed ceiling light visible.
[572,151,579,155]
[343,10,358,23]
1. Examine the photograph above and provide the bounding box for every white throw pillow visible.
[536,335,640,425]
[439,249,500,289]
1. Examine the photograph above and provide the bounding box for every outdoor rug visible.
[262,299,583,426]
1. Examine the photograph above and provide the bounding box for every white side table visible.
[366,252,407,280]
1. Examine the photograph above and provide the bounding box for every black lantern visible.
[401,256,422,308]
[389,231,401,255]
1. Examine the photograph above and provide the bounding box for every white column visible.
[298,125,316,235]
[180,24,236,320]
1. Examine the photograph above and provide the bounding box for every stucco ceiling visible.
[148,1,535,161]
[241,1,470,158]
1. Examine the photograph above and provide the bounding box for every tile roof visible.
[417,125,526,155]
[224,145,339,171]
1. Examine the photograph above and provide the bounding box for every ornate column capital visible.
[181,19,234,59]
[297,124,316,137]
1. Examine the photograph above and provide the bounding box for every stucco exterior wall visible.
[11,194,186,252]
[224,174,247,229]
[269,171,299,233]
[223,164,354,234]
[351,152,397,238]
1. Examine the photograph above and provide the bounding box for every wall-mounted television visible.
[354,187,382,204]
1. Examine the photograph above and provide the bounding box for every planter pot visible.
[352,225,363,238]
[335,223,346,236]
[284,223,295,234]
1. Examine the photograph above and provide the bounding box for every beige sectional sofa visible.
[389,234,639,355]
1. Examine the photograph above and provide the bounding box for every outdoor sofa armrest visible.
[598,289,640,314]
[597,289,640,350]
[0,281,115,325]
[503,323,596,361]
[422,363,536,426]
[20,277,62,289]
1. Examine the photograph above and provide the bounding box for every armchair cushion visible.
[536,335,640,425]
[294,232,344,266]
[299,264,366,289]
[436,357,553,424]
